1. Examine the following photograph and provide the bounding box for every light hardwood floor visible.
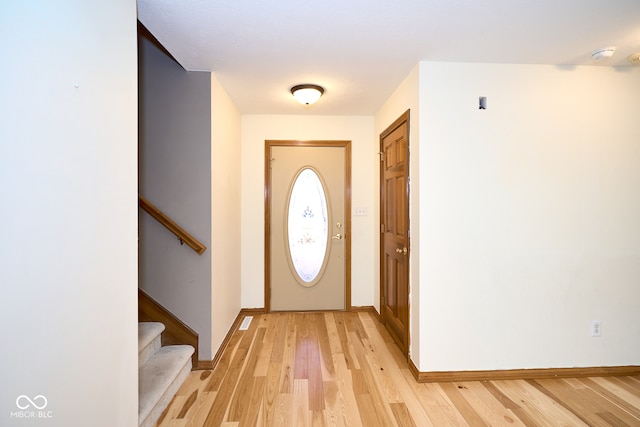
[157,311,640,426]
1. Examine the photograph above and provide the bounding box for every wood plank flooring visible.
[156,311,640,426]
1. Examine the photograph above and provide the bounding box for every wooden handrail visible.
[139,194,206,255]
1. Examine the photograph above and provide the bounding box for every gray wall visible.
[138,29,213,359]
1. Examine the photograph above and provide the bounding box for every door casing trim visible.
[264,140,352,312]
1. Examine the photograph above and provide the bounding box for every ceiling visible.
[137,0,640,115]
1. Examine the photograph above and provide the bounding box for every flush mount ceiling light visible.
[291,84,324,105]
[627,52,640,65]
[591,46,616,62]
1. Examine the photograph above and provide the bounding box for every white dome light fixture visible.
[291,84,324,105]
[591,46,616,62]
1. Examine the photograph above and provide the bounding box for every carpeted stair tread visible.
[139,345,194,427]
[138,322,164,353]
[138,322,165,368]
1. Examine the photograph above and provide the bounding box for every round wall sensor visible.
[591,47,616,62]
[627,52,640,65]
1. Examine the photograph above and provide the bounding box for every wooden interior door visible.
[380,111,410,356]
[266,140,351,312]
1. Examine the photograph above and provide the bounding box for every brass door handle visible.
[396,247,408,255]
[332,233,344,240]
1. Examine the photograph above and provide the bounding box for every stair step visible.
[139,345,194,427]
[138,322,165,367]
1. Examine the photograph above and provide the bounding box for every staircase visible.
[138,322,194,427]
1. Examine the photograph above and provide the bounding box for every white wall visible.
[0,1,138,426]
[241,115,376,309]
[211,74,242,353]
[417,62,640,371]
[375,65,421,362]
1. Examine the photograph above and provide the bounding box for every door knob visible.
[396,247,408,255]
[332,233,343,240]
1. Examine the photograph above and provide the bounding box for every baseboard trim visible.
[195,360,213,370]
[408,359,640,383]
[194,308,266,371]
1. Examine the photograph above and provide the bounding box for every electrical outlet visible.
[591,320,602,337]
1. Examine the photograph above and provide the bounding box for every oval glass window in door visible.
[286,167,330,287]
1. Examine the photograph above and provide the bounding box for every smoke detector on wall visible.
[627,52,640,65]
[591,47,616,62]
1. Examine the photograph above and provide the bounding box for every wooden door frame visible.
[264,140,352,313]
[379,110,410,357]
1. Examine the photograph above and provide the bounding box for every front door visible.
[266,140,351,312]
[380,111,410,356]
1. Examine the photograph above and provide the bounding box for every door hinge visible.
[380,223,384,233]
[378,151,385,162]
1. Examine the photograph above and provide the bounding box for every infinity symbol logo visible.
[16,395,48,410]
